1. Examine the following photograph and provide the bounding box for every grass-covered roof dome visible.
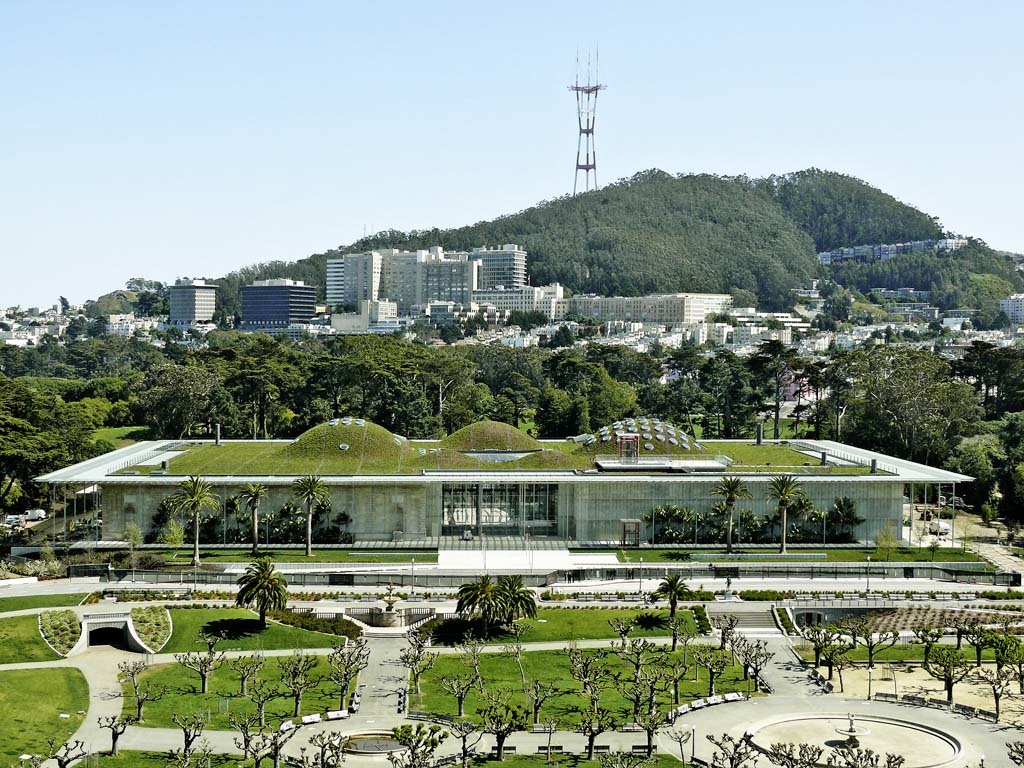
[441,420,541,452]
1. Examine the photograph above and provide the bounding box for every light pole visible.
[822,508,827,546]
[638,557,643,596]
[866,555,871,593]
[867,666,873,700]
[410,558,415,598]
[690,725,696,764]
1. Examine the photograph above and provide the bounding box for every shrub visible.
[39,610,80,655]
[540,590,568,601]
[131,606,171,651]
[690,604,712,634]
[268,610,362,641]
[775,607,797,635]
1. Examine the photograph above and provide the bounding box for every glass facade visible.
[441,483,559,537]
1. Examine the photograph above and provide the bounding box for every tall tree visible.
[168,475,220,566]
[768,474,805,554]
[235,556,288,628]
[711,476,751,554]
[238,482,269,555]
[291,475,328,557]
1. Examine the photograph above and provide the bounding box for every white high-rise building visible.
[1000,294,1024,323]
[570,293,733,325]
[472,244,528,290]
[326,252,382,307]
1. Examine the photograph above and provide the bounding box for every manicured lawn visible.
[148,547,437,564]
[94,753,240,768]
[163,608,340,652]
[125,656,351,729]
[0,593,89,612]
[416,649,748,725]
[613,548,981,563]
[0,669,88,764]
[93,426,149,448]
[430,609,697,646]
[799,643,997,664]
[0,615,60,663]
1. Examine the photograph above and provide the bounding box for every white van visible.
[23,509,47,521]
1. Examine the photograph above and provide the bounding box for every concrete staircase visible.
[707,604,782,636]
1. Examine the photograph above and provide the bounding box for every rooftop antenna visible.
[569,47,607,195]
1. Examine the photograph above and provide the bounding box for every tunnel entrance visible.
[88,625,129,649]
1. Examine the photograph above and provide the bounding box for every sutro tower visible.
[569,50,606,196]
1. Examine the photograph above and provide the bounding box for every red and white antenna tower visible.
[569,49,606,196]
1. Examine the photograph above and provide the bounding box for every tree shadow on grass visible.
[202,618,263,641]
[428,618,510,646]
[632,612,668,631]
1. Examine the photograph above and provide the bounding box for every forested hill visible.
[103,168,1018,319]
[756,169,944,251]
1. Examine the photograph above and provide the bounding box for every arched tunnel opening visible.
[88,625,130,650]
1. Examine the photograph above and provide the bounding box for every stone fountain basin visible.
[345,732,409,755]
[745,712,960,768]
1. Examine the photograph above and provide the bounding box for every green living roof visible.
[127,418,874,477]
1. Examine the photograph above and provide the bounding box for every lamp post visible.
[866,555,871,593]
[867,666,873,700]
[411,558,416,598]
[638,557,644,596]
[690,725,696,764]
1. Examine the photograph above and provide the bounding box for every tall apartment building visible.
[325,252,382,307]
[571,293,733,325]
[472,244,528,290]
[169,279,217,326]
[241,279,317,329]
[1000,294,1024,323]
[327,246,482,311]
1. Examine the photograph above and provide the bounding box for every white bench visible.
[326,710,350,720]
[706,695,725,706]
[689,698,707,709]
[723,692,745,702]
[674,705,691,716]
[301,714,322,725]
[280,720,296,732]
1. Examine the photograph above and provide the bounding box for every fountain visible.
[835,713,870,750]
[345,732,407,755]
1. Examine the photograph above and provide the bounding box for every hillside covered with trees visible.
[100,168,1021,320]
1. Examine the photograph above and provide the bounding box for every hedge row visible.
[268,610,362,641]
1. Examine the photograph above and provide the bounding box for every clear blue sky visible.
[2,1,1022,308]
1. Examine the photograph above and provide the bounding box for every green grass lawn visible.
[799,643,997,664]
[148,547,437,564]
[613,547,981,563]
[417,649,747,726]
[0,593,89,613]
[0,669,88,764]
[93,753,241,768]
[125,656,350,729]
[163,608,341,653]
[93,425,149,448]
[0,615,60,663]
[430,609,697,646]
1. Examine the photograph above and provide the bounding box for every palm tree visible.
[768,474,805,555]
[711,476,751,554]
[457,575,503,628]
[236,556,288,628]
[291,475,328,557]
[169,475,220,567]
[653,573,693,618]
[497,575,537,623]
[238,483,268,557]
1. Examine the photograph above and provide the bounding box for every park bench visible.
[873,692,897,702]
[889,594,906,601]
[674,705,691,716]
[621,723,643,732]
[359,595,378,602]
[706,696,725,706]
[104,583,190,594]
[723,692,744,702]
[536,746,563,755]
[822,683,834,694]
[623,594,642,602]
[632,745,651,753]
[576,594,594,602]
[279,720,296,732]
[795,594,813,600]
[301,714,321,725]
[927,698,949,709]
[902,695,926,706]
[489,746,516,756]
[976,708,998,721]
[935,594,954,601]
[599,594,617,602]
[689,698,707,709]
[953,704,976,717]
[819,594,836,601]
[911,594,929,601]
[428,596,446,602]
[594,745,611,754]
[957,593,976,601]
[326,710,349,720]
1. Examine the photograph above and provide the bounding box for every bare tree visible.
[575,706,616,760]
[175,640,226,694]
[565,644,612,710]
[804,625,841,668]
[910,626,943,666]
[278,649,321,717]
[1008,740,1024,766]
[230,653,266,696]
[524,679,559,725]
[309,732,348,768]
[248,678,283,728]
[248,725,300,768]
[616,638,659,686]
[765,742,823,768]
[609,617,636,649]
[923,646,972,705]
[230,711,262,760]
[667,616,692,652]
[666,727,693,764]
[963,619,993,667]
[171,712,205,759]
[440,672,477,717]
[705,650,729,697]
[458,637,485,691]
[502,621,528,686]
[712,614,740,651]
[401,630,439,697]
[741,640,775,693]
[597,753,653,768]
[118,660,165,721]
[840,616,898,669]
[97,715,135,756]
[826,748,905,768]
[635,702,666,758]
[663,655,691,706]
[40,739,87,768]
[449,720,482,768]
[706,733,759,768]
[976,665,1014,721]
[328,638,370,710]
